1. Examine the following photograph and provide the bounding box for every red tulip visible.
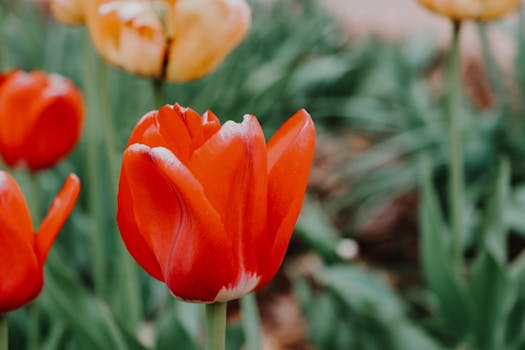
[117,104,315,302]
[0,70,84,172]
[0,172,80,312]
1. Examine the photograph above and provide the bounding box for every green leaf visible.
[308,293,340,348]
[470,252,513,350]
[312,265,444,350]
[295,196,342,261]
[41,254,147,350]
[155,303,198,350]
[314,265,403,319]
[479,158,510,263]
[386,321,444,350]
[418,155,469,336]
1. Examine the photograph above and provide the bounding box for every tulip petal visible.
[188,115,268,278]
[84,0,166,78]
[417,0,520,20]
[21,75,84,171]
[259,109,315,287]
[0,171,34,247]
[118,162,164,281]
[166,0,251,82]
[127,111,168,148]
[0,71,48,167]
[202,110,221,141]
[0,172,41,312]
[156,105,192,162]
[123,144,235,302]
[0,223,42,313]
[35,174,80,264]
[128,105,217,164]
[50,0,85,24]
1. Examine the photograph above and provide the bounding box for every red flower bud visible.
[0,172,80,313]
[117,104,315,302]
[0,70,84,172]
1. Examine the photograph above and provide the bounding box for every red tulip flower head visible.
[117,104,315,302]
[0,70,84,172]
[0,172,80,312]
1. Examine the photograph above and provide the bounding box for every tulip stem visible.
[0,314,7,350]
[28,173,41,350]
[83,40,108,298]
[205,302,227,350]
[448,20,464,265]
[29,173,41,225]
[152,79,166,107]
[241,294,262,350]
[97,60,142,330]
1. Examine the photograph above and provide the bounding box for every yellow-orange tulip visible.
[164,0,251,81]
[84,1,167,78]
[50,0,84,24]
[417,0,521,21]
[50,0,251,82]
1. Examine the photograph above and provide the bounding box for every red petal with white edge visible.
[0,171,41,312]
[188,115,268,282]
[0,171,34,247]
[118,160,164,281]
[156,105,193,163]
[202,111,221,140]
[35,174,80,264]
[123,144,236,302]
[259,109,315,288]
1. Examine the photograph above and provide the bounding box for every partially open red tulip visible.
[117,104,315,302]
[0,172,80,313]
[0,70,84,172]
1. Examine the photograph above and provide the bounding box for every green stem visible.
[448,21,464,264]
[27,304,40,350]
[27,173,41,350]
[205,303,227,350]
[96,63,119,189]
[29,173,41,226]
[96,61,142,329]
[0,314,7,350]
[241,294,262,350]
[0,1,11,71]
[83,38,107,297]
[152,79,166,108]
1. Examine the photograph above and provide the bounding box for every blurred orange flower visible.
[51,0,251,82]
[0,70,85,172]
[50,0,84,24]
[0,172,80,313]
[417,0,521,21]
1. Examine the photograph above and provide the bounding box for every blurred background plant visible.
[3,0,525,349]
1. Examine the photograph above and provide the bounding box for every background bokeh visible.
[2,0,525,349]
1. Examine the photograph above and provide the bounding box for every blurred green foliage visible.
[3,0,525,349]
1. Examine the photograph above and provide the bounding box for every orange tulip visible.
[0,172,80,313]
[417,0,520,21]
[52,0,251,82]
[0,70,84,172]
[50,0,84,24]
[117,104,315,302]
